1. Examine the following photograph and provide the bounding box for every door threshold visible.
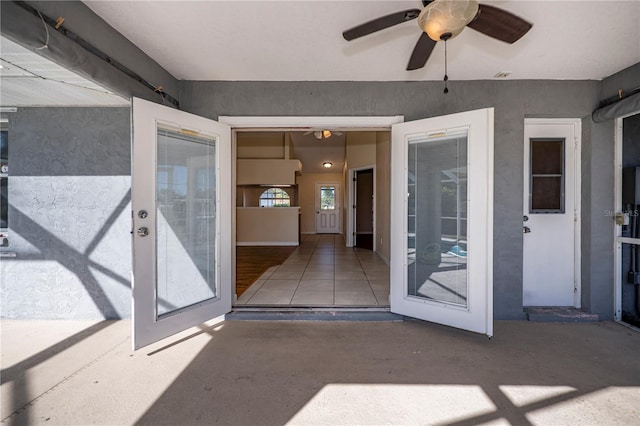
[227,306,402,322]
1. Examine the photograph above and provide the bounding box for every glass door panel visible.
[407,132,468,307]
[156,127,217,318]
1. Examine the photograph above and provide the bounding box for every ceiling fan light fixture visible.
[418,0,479,42]
[322,130,332,139]
[313,131,323,140]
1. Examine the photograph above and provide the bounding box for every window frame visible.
[259,187,291,208]
[529,137,566,214]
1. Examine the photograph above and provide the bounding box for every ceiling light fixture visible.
[418,0,479,42]
[322,162,333,169]
[313,130,333,140]
[418,0,480,94]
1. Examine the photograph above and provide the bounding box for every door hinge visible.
[353,204,356,209]
[574,282,578,293]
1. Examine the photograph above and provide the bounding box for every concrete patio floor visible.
[1,318,639,425]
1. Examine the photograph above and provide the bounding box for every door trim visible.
[347,165,376,249]
[218,116,404,129]
[613,110,640,322]
[523,118,582,308]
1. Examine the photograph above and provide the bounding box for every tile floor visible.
[236,234,390,307]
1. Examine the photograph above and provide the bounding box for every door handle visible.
[523,226,531,234]
[137,227,149,237]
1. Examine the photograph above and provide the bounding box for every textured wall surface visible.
[1,107,131,319]
[2,76,633,320]
[181,79,604,319]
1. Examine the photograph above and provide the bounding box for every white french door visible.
[390,108,494,336]
[131,97,232,350]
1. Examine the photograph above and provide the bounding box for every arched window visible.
[259,188,291,207]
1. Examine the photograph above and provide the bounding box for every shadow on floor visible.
[134,320,640,425]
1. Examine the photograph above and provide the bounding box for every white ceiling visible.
[84,0,640,82]
[0,37,128,107]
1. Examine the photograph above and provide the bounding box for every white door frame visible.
[347,165,376,249]
[613,110,640,322]
[523,118,582,308]
[218,116,404,301]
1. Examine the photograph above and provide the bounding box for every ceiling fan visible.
[342,0,532,71]
[303,130,343,140]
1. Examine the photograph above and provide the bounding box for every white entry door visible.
[316,183,340,233]
[390,108,494,336]
[131,97,232,350]
[523,119,580,307]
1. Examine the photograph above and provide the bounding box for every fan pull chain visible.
[443,38,449,94]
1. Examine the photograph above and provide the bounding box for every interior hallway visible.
[2,319,639,425]
[236,234,390,307]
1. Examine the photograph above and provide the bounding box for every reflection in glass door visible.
[156,127,217,317]
[407,132,468,307]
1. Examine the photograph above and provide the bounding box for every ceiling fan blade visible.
[343,9,421,41]
[467,4,532,44]
[406,32,437,71]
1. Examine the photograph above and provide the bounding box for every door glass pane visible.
[320,187,335,210]
[407,132,468,308]
[156,127,217,318]
[530,138,564,213]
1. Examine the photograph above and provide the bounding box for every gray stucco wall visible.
[180,79,605,319]
[1,107,131,319]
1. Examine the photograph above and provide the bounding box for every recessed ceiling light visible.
[322,162,333,168]
[494,71,511,78]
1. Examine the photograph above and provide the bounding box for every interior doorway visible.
[219,117,400,308]
[354,168,374,250]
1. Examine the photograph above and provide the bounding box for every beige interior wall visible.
[237,132,285,159]
[297,172,343,233]
[346,132,376,168]
[236,159,301,185]
[375,131,391,263]
[236,207,300,245]
[342,164,348,242]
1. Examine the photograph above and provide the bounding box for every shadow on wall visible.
[3,190,132,318]
[1,107,133,319]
